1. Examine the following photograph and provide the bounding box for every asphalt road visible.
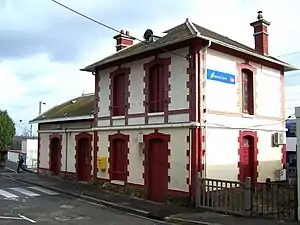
[0,174,171,225]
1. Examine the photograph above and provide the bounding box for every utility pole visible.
[30,124,33,137]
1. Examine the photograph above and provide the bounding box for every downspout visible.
[64,128,68,180]
[194,40,211,207]
[199,40,211,179]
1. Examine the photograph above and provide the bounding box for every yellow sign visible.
[97,156,107,170]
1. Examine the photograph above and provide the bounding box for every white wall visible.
[23,139,38,168]
[39,132,94,176]
[97,48,189,127]
[97,128,190,192]
[206,49,283,118]
[287,137,297,152]
[205,49,284,181]
[7,151,20,163]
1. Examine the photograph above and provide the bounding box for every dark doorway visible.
[50,137,61,176]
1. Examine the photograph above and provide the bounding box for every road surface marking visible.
[0,189,18,199]
[9,188,40,197]
[28,186,59,195]
[0,216,22,220]
[18,214,36,223]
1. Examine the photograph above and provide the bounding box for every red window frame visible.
[148,64,165,113]
[112,73,126,116]
[242,69,254,115]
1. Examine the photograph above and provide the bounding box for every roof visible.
[82,19,297,72]
[30,94,94,123]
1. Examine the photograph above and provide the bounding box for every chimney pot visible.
[257,11,263,20]
[250,11,271,55]
[113,29,134,52]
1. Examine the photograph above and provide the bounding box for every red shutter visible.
[157,65,165,112]
[113,74,126,116]
[148,65,165,113]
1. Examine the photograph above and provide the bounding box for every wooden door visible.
[240,136,254,182]
[111,139,126,181]
[77,138,91,181]
[50,138,61,176]
[148,138,168,202]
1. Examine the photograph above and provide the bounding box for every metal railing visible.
[196,176,298,221]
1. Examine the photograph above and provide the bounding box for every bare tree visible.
[21,127,31,137]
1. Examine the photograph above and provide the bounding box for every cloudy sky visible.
[1,0,299,135]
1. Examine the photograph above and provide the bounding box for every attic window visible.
[63,113,68,116]
[71,100,76,104]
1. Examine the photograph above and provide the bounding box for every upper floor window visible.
[148,64,165,113]
[242,69,254,115]
[112,73,126,116]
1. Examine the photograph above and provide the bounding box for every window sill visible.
[110,180,125,185]
[148,112,164,117]
[242,113,255,118]
[112,116,125,119]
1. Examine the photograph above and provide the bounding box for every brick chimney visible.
[113,30,134,52]
[250,11,271,55]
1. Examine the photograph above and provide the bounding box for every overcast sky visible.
[0,0,299,135]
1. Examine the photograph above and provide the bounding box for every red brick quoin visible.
[93,71,100,182]
[237,130,259,182]
[108,131,130,183]
[48,133,63,175]
[75,132,93,181]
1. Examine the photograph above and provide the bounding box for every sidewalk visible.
[5,172,197,220]
[4,172,300,225]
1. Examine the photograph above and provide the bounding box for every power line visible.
[50,0,188,59]
[276,51,300,57]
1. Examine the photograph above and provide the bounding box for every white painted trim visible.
[38,122,202,133]
[207,123,286,132]
[110,180,125,185]
[30,115,94,124]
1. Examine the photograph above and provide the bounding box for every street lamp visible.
[38,101,46,115]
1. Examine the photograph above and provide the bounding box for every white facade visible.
[204,49,284,182]
[97,48,190,127]
[37,45,286,197]
[39,132,94,174]
[22,139,38,168]
[96,128,190,192]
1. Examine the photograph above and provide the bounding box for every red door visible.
[239,136,254,182]
[50,138,61,176]
[148,138,168,202]
[111,139,126,181]
[77,138,91,182]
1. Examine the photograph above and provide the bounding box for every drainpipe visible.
[199,40,211,179]
[64,128,68,180]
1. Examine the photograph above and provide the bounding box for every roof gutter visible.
[29,115,94,124]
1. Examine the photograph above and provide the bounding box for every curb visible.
[164,217,221,225]
[5,175,152,219]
